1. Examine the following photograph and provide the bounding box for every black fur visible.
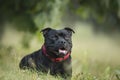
[19,27,75,79]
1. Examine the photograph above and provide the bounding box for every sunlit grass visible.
[0,24,120,80]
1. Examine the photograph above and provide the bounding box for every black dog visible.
[19,27,75,79]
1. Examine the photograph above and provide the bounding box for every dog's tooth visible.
[64,51,67,54]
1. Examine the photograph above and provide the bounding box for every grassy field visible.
[0,24,120,80]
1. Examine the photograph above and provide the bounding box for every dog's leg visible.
[62,58,72,80]
[19,55,36,70]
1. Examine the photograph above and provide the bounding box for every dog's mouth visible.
[58,47,68,55]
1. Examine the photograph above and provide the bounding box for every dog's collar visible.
[42,45,70,62]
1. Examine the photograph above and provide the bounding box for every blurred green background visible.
[0,0,120,80]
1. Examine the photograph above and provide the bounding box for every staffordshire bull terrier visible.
[19,27,75,79]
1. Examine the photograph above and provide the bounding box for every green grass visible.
[0,26,120,80]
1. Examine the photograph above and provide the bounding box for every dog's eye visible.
[64,35,70,40]
[50,35,58,40]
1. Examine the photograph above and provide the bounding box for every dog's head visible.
[41,27,75,57]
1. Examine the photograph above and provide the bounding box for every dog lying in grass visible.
[19,27,75,79]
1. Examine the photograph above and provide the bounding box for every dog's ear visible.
[64,27,75,33]
[40,28,52,35]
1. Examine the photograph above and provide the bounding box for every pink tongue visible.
[59,49,67,54]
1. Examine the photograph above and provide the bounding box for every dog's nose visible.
[58,40,66,44]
